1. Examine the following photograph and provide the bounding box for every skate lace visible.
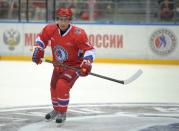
[57,112,66,120]
[50,110,58,116]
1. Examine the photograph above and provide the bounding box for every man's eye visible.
[56,17,69,21]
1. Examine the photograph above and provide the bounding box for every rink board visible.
[0,23,179,64]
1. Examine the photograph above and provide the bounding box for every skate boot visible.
[56,112,66,123]
[45,110,59,120]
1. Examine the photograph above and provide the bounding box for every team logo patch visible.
[54,45,68,62]
[74,28,81,35]
[3,29,20,50]
[150,29,177,55]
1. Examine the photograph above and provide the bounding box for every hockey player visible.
[32,7,95,123]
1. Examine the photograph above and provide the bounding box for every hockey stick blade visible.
[123,69,143,85]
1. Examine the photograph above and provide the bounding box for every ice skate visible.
[45,110,59,120]
[56,112,66,123]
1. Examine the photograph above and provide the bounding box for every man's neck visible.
[58,24,70,36]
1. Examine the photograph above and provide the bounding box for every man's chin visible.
[60,27,68,31]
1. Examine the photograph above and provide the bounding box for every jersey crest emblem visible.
[74,28,81,35]
[54,45,68,62]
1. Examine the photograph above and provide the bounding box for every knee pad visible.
[59,69,79,86]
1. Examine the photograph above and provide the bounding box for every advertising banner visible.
[0,23,178,60]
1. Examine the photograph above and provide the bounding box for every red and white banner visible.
[0,23,178,60]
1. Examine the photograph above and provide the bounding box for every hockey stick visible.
[44,59,143,85]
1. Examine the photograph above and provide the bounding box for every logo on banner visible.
[54,45,68,62]
[3,29,20,50]
[150,29,177,55]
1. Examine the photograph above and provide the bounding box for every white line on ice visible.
[0,116,27,122]
[71,108,105,114]
[68,108,104,114]
[0,124,7,127]
[0,106,52,112]
[1,103,179,112]
[14,112,46,117]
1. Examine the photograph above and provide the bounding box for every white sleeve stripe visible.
[83,49,96,60]
[35,36,45,48]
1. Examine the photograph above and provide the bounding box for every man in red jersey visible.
[32,7,95,124]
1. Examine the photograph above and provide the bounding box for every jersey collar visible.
[58,24,72,37]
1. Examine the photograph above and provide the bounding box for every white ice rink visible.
[0,61,179,131]
[0,61,179,108]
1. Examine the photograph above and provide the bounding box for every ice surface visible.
[0,61,179,108]
[0,61,179,131]
[18,111,179,131]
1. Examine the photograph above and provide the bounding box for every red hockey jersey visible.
[35,23,95,67]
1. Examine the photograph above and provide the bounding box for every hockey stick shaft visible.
[45,59,124,84]
[45,59,142,85]
[89,72,124,84]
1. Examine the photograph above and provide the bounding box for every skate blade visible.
[45,118,55,122]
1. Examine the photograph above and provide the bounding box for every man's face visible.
[57,16,70,31]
